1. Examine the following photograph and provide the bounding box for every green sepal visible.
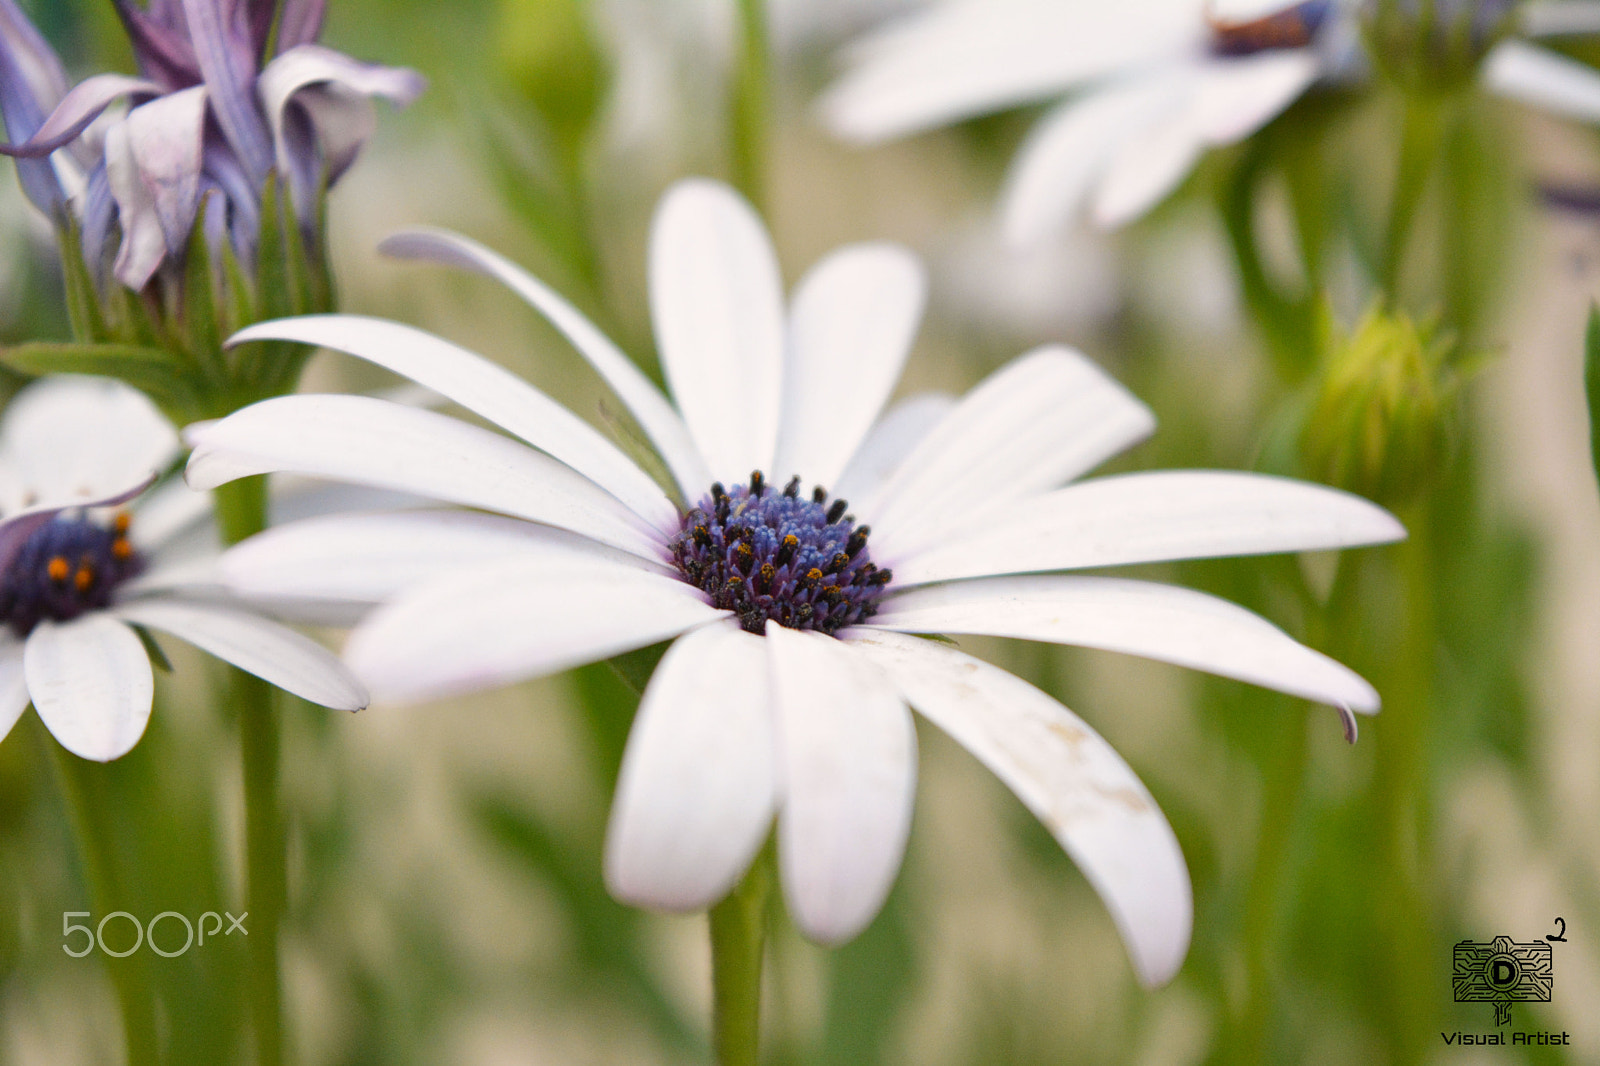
[181,198,228,387]
[1586,303,1600,489]
[0,341,202,425]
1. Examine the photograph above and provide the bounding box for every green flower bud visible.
[1300,302,1457,507]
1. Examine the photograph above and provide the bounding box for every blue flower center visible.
[671,473,892,636]
[0,514,144,637]
[1208,0,1330,56]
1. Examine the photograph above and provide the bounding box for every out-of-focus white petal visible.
[25,614,153,762]
[845,628,1191,987]
[1521,0,1600,37]
[832,393,955,504]
[106,86,208,289]
[605,620,777,911]
[128,476,212,553]
[378,229,711,499]
[1483,38,1600,124]
[112,598,367,710]
[871,575,1379,711]
[184,395,664,561]
[344,557,726,704]
[820,0,1202,142]
[774,244,925,490]
[891,471,1406,585]
[1090,100,1207,230]
[228,315,677,532]
[650,179,785,482]
[217,509,670,609]
[866,348,1154,561]
[0,376,177,510]
[0,638,29,745]
[1001,73,1183,246]
[766,624,916,944]
[1191,48,1319,142]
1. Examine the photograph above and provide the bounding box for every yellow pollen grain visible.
[112,538,133,560]
[47,556,69,582]
[74,565,94,592]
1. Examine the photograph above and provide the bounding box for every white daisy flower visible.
[0,376,367,763]
[185,179,1403,987]
[819,0,1600,243]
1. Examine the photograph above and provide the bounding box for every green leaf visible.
[0,342,200,423]
[1587,303,1600,489]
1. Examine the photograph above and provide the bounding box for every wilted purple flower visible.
[0,0,423,292]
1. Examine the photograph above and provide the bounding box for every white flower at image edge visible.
[0,377,366,762]
[819,0,1600,242]
[184,179,1404,987]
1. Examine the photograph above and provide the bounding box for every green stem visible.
[729,0,770,210]
[1379,94,1444,295]
[709,845,773,1066]
[1220,145,1315,383]
[212,476,284,1066]
[46,733,161,1066]
[1374,505,1436,1066]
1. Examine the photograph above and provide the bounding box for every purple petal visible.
[0,73,162,157]
[257,44,423,216]
[113,0,200,88]
[0,0,69,210]
[81,161,116,278]
[201,138,260,260]
[247,0,275,59]
[181,0,273,179]
[273,0,326,52]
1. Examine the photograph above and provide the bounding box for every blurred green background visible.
[4,1,1600,1063]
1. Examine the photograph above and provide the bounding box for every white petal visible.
[184,395,664,561]
[1521,1,1600,37]
[605,620,777,910]
[865,347,1154,561]
[891,470,1406,586]
[1091,49,1323,230]
[819,0,1203,142]
[1190,49,1319,144]
[377,228,711,499]
[107,86,209,289]
[128,476,213,552]
[25,615,153,762]
[256,44,424,204]
[871,575,1379,711]
[0,638,29,745]
[1483,39,1600,124]
[1090,100,1207,230]
[0,376,177,511]
[773,243,925,489]
[650,179,785,482]
[1001,73,1186,246]
[845,628,1190,987]
[831,393,955,505]
[219,509,669,608]
[112,598,366,710]
[344,556,726,704]
[227,315,677,532]
[766,625,916,944]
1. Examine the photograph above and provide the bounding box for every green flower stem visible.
[709,844,774,1066]
[46,734,161,1066]
[213,476,284,1066]
[729,0,771,210]
[1374,505,1436,1065]
[1379,93,1445,295]
[1228,560,1351,1064]
[1220,143,1316,383]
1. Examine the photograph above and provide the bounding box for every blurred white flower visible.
[0,376,366,762]
[186,179,1403,986]
[820,0,1600,244]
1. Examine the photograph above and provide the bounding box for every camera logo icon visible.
[1452,936,1553,1026]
